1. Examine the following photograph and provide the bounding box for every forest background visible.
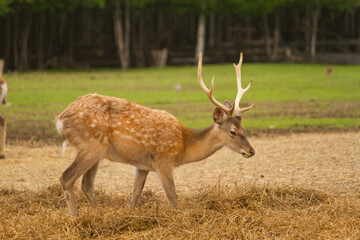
[1,0,360,71]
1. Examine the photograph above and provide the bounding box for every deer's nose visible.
[249,149,255,156]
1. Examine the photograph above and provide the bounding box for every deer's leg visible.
[60,150,104,216]
[156,165,178,207]
[0,116,7,159]
[81,161,99,208]
[130,168,149,208]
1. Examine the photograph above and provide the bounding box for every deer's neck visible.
[179,124,223,165]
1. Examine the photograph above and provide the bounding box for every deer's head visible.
[198,53,255,158]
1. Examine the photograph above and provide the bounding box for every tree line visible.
[0,0,360,71]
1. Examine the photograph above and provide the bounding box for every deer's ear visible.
[213,107,226,124]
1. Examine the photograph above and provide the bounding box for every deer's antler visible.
[197,53,234,116]
[233,52,253,116]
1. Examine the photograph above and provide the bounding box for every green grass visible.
[2,63,360,141]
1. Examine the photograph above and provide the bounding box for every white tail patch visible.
[62,140,69,154]
[56,118,63,136]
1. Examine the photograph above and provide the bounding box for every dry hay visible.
[0,184,359,239]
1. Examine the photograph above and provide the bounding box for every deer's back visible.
[57,94,184,158]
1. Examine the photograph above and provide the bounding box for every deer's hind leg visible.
[60,146,106,216]
[130,168,149,208]
[81,161,99,207]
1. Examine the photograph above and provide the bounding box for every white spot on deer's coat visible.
[96,103,101,108]
[95,131,103,140]
[125,120,131,124]
[103,136,109,144]
[90,123,96,128]
[117,122,122,126]
[130,128,135,133]
[114,130,120,135]
[79,112,84,117]
[111,124,116,128]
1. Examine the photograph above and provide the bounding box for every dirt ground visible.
[0,132,359,197]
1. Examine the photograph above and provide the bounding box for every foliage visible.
[0,0,11,15]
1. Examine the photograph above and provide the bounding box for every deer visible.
[0,59,7,159]
[56,52,255,216]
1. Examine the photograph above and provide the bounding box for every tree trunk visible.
[263,14,271,59]
[113,0,130,69]
[4,16,11,71]
[216,17,222,45]
[226,15,231,42]
[310,4,321,62]
[47,16,56,63]
[67,12,75,64]
[304,9,311,57]
[270,10,280,61]
[357,11,360,52]
[132,10,145,67]
[157,8,164,48]
[19,12,33,71]
[13,12,19,70]
[195,1,206,63]
[38,13,44,69]
[351,12,355,38]
[245,16,252,41]
[59,14,66,48]
[209,12,215,47]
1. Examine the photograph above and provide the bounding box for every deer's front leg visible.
[130,168,149,208]
[155,164,178,207]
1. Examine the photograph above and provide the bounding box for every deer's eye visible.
[230,130,236,136]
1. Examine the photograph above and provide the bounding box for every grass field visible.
[2,63,360,141]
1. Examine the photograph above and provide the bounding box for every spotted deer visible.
[0,59,7,159]
[56,53,255,216]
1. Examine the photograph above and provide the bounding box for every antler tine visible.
[233,52,253,116]
[197,52,234,116]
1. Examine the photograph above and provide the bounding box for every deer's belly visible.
[104,144,156,171]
